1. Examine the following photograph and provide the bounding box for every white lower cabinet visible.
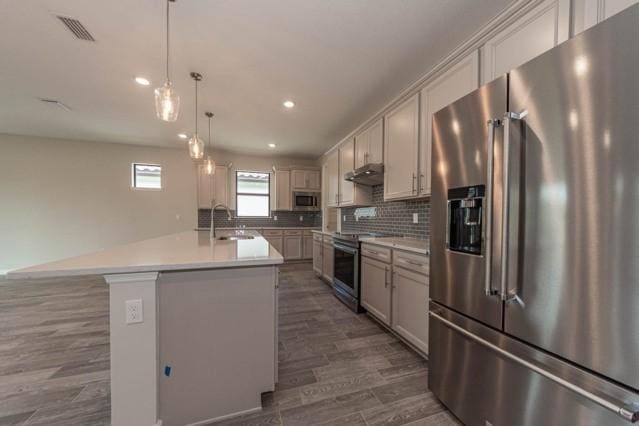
[283,234,302,260]
[322,237,334,283]
[303,233,313,260]
[360,256,392,326]
[391,266,429,354]
[312,235,323,275]
[360,243,429,354]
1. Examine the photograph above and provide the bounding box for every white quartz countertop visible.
[359,237,429,255]
[8,230,284,279]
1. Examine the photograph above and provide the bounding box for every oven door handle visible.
[334,243,358,255]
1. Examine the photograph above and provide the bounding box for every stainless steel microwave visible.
[293,191,320,211]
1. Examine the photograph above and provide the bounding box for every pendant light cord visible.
[166,0,170,81]
[208,116,211,149]
[194,79,198,135]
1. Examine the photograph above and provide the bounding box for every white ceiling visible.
[0,0,512,157]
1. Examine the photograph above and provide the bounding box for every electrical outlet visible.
[125,299,143,324]
[175,213,181,221]
[299,216,303,221]
[343,215,347,221]
[274,215,278,221]
[413,213,419,224]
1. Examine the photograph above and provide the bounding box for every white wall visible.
[0,134,197,272]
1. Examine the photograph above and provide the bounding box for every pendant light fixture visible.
[154,0,180,122]
[204,112,216,175]
[188,72,204,160]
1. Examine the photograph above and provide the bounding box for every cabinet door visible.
[326,151,340,207]
[303,236,313,259]
[354,130,369,169]
[420,51,479,197]
[322,243,334,282]
[367,118,384,165]
[292,170,307,190]
[284,236,302,260]
[213,166,228,207]
[197,165,213,209]
[267,237,283,255]
[361,256,392,326]
[481,0,570,83]
[306,170,321,191]
[581,0,637,32]
[275,170,291,211]
[313,240,323,275]
[338,138,355,205]
[392,267,429,354]
[384,93,420,201]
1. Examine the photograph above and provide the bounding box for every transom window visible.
[132,163,162,189]
[236,171,270,217]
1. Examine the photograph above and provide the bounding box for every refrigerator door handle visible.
[484,118,500,296]
[429,311,639,423]
[500,111,525,302]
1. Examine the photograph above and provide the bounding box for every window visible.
[132,163,162,189]
[236,171,270,217]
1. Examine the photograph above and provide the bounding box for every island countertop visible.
[7,230,284,279]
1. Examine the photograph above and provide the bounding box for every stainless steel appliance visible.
[344,163,384,186]
[429,6,639,425]
[293,191,320,211]
[332,232,377,312]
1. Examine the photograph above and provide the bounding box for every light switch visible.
[125,299,143,324]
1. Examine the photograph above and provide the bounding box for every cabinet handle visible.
[385,266,391,287]
[419,174,425,193]
[412,173,416,193]
[403,259,425,267]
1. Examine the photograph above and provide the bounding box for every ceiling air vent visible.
[55,15,95,41]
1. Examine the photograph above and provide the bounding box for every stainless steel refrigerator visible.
[429,5,639,425]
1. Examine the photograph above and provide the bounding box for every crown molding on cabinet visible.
[321,0,548,159]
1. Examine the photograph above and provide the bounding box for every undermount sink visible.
[216,235,255,241]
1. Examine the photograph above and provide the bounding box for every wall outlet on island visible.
[413,213,418,224]
[125,299,143,324]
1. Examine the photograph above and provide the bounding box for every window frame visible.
[235,170,271,218]
[131,163,163,190]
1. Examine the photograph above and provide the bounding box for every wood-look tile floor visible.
[0,263,458,426]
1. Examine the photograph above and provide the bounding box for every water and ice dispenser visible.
[447,185,484,255]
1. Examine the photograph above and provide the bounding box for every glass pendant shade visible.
[188,133,204,160]
[205,156,216,175]
[155,80,180,122]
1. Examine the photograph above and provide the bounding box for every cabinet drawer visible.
[361,244,391,263]
[323,236,333,245]
[284,229,302,236]
[313,233,323,242]
[303,230,314,236]
[393,250,429,275]
[262,230,283,237]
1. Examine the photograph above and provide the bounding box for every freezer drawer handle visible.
[429,311,639,423]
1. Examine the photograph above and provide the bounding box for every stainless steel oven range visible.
[332,232,379,313]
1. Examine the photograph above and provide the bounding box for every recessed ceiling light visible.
[268,143,276,148]
[135,76,151,86]
[283,100,295,109]
[178,133,188,139]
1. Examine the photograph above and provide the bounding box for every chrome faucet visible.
[211,203,233,239]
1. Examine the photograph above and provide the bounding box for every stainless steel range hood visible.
[344,163,384,186]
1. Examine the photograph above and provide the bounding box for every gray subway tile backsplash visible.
[198,209,321,229]
[340,185,430,240]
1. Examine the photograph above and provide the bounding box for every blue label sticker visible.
[164,366,171,377]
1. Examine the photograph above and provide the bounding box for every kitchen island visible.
[8,230,283,426]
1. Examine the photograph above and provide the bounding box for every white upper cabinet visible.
[197,165,229,209]
[326,150,340,207]
[292,169,321,191]
[354,118,384,169]
[384,93,420,201]
[481,0,571,83]
[338,138,355,205]
[274,170,291,211]
[577,0,637,32]
[419,51,479,197]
